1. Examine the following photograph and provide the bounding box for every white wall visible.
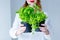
[11,0,25,24]
[0,0,11,40]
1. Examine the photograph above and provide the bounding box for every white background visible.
[0,0,11,40]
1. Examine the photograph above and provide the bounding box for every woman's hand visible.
[39,24,49,35]
[15,24,26,36]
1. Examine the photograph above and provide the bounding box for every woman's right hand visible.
[15,24,26,36]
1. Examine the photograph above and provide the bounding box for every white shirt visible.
[9,12,51,40]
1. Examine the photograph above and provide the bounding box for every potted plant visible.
[16,4,47,33]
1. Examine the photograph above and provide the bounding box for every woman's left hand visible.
[39,24,49,35]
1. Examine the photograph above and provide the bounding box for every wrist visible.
[44,30,50,35]
[15,30,22,36]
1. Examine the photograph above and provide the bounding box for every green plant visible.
[16,4,47,32]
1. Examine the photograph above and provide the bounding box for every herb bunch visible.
[16,4,47,32]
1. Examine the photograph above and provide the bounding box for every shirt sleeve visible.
[9,13,22,38]
[43,12,52,40]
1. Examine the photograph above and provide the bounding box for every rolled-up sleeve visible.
[9,13,22,38]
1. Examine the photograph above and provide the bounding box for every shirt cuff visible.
[44,34,51,40]
[9,28,18,38]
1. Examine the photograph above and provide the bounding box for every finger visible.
[20,24,24,27]
[40,28,47,32]
[41,24,47,28]
[39,27,47,31]
[40,26,45,28]
[18,27,26,31]
[41,24,46,26]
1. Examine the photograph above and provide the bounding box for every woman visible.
[9,0,51,40]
